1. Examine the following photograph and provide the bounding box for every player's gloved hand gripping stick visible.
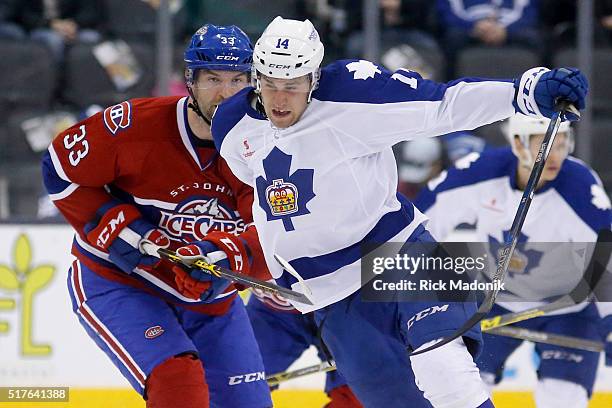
[411,100,580,356]
[141,241,315,305]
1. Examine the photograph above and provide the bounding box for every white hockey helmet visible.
[252,17,324,99]
[504,114,573,165]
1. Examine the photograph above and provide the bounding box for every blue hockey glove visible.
[173,241,233,302]
[85,203,170,274]
[514,67,588,121]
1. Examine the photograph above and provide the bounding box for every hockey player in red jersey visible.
[42,24,272,408]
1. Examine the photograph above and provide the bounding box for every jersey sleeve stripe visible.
[48,182,79,201]
[132,195,178,210]
[42,150,77,197]
[47,142,71,182]
[75,234,111,259]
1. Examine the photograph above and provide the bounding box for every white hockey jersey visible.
[415,147,612,314]
[212,59,516,312]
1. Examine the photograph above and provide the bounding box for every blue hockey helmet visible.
[184,24,253,86]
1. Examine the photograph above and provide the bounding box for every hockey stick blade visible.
[142,243,314,305]
[410,102,573,356]
[266,361,336,386]
[487,326,604,353]
[273,254,316,304]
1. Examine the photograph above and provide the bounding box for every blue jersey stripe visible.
[42,151,72,195]
[276,196,423,287]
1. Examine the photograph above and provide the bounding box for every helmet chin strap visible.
[186,86,211,126]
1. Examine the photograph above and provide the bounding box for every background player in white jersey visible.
[205,16,587,407]
[414,114,611,408]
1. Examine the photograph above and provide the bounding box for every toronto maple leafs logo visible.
[256,147,315,231]
[346,60,381,80]
[488,231,543,277]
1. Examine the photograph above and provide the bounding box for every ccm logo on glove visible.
[88,204,140,250]
[219,237,244,272]
[97,211,126,247]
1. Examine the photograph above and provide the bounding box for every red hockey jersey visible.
[42,96,270,314]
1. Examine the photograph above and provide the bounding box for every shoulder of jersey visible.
[416,147,514,212]
[552,156,612,224]
[313,59,397,103]
[98,96,181,139]
[211,87,256,152]
[557,156,602,187]
[433,146,516,192]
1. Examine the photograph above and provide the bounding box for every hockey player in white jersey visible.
[414,114,611,408]
[208,16,588,408]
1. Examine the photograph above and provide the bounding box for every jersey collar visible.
[176,96,217,171]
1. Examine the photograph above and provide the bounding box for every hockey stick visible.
[140,243,315,305]
[266,360,337,387]
[274,254,315,304]
[486,326,604,353]
[480,228,612,331]
[266,323,603,385]
[410,101,579,356]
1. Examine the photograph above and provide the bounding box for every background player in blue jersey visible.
[42,24,273,408]
[414,114,611,408]
[206,16,587,407]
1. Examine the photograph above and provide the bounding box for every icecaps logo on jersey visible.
[103,101,132,135]
[488,230,543,277]
[256,147,315,232]
[159,197,245,241]
[346,60,381,80]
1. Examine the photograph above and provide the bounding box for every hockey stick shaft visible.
[268,321,603,385]
[266,361,337,386]
[141,243,314,305]
[486,326,604,352]
[480,301,574,330]
[410,102,574,356]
